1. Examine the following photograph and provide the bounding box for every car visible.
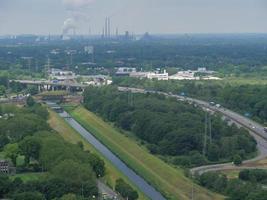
[209,102,215,106]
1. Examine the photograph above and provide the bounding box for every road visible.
[97,180,119,200]
[56,110,166,200]
[118,87,267,175]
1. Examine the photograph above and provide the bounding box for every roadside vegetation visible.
[82,86,257,167]
[0,100,105,200]
[114,77,267,124]
[198,169,267,200]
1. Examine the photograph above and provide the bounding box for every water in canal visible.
[58,111,166,200]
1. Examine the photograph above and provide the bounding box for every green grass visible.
[66,106,224,200]
[10,172,45,182]
[48,109,148,200]
[221,170,240,179]
[224,76,267,85]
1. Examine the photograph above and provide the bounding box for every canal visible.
[58,111,166,200]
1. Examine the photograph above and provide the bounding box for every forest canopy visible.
[83,86,257,167]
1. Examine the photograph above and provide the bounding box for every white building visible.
[129,72,148,79]
[147,70,169,80]
[50,68,76,81]
[169,70,199,80]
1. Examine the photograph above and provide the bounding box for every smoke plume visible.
[61,0,95,35]
[62,18,76,35]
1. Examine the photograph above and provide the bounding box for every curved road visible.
[118,87,267,175]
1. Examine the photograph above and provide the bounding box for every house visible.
[0,160,10,174]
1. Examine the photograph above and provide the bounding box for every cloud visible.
[62,0,95,10]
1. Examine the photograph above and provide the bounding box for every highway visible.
[56,110,166,200]
[118,87,267,175]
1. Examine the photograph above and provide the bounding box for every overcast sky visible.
[0,0,267,35]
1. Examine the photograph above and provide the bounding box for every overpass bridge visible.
[13,80,87,92]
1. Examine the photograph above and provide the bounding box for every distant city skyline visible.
[0,0,267,35]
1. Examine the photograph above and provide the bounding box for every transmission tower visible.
[45,56,51,80]
[203,112,208,156]
[209,114,212,145]
[191,183,195,200]
[127,92,134,106]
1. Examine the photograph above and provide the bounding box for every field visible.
[221,170,240,179]
[10,173,45,182]
[66,105,224,200]
[48,109,148,200]
[224,76,267,85]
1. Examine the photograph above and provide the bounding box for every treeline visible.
[83,86,257,167]
[182,83,267,123]
[0,101,105,200]
[0,74,26,96]
[199,169,267,200]
[2,36,267,74]
[114,78,267,124]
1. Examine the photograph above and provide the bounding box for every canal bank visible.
[58,111,166,200]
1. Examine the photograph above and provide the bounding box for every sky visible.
[0,0,267,35]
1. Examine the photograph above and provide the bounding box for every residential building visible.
[0,160,10,174]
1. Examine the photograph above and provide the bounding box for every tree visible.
[77,141,84,151]
[61,194,80,200]
[0,135,9,150]
[13,192,45,200]
[115,179,138,200]
[4,143,20,166]
[26,96,35,107]
[31,105,49,120]
[51,160,98,198]
[233,154,242,166]
[246,190,267,200]
[0,175,11,198]
[88,153,105,177]
[0,85,6,96]
[19,137,41,165]
[27,85,38,95]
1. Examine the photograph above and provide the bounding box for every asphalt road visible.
[118,87,267,175]
[97,180,119,200]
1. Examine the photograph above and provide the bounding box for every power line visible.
[127,91,133,106]
[209,114,212,145]
[203,112,208,156]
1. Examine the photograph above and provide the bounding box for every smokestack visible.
[116,27,119,38]
[108,17,111,38]
[102,27,104,38]
[105,17,108,38]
